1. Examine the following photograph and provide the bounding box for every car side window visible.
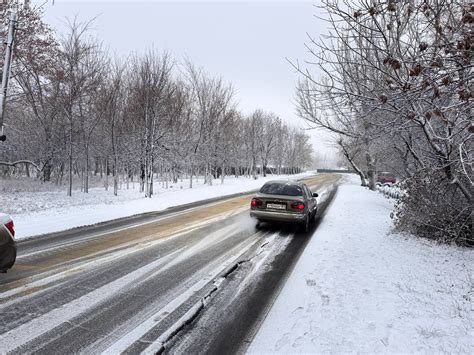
[303,185,312,199]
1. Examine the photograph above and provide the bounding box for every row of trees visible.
[296,0,472,244]
[0,3,313,197]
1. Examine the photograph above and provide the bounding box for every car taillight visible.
[251,198,263,207]
[5,220,14,237]
[291,202,305,210]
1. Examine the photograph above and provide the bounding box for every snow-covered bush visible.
[393,172,472,246]
[377,184,404,200]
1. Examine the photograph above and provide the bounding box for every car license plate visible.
[267,203,286,210]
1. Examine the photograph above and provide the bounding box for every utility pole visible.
[0,10,17,142]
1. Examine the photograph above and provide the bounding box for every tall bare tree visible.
[294,0,472,243]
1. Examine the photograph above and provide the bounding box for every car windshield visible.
[260,183,303,196]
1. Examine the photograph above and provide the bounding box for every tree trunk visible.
[84,144,89,193]
[105,157,109,191]
[208,162,213,186]
[172,164,178,184]
[112,118,118,196]
[221,162,225,184]
[68,124,73,197]
[365,149,376,190]
[140,163,145,192]
[113,158,118,196]
[147,152,154,197]
[344,152,367,186]
[43,159,52,182]
[252,156,257,180]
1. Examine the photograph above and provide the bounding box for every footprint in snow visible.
[275,333,291,350]
[321,294,330,306]
[292,333,307,348]
[292,306,304,315]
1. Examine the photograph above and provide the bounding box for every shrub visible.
[394,171,472,246]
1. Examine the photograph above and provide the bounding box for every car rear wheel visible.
[303,214,310,233]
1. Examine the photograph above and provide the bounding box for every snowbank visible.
[377,183,405,199]
[3,172,314,240]
[248,180,473,353]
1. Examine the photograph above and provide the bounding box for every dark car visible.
[250,180,318,232]
[376,172,396,185]
[0,213,16,273]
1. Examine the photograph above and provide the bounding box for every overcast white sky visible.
[32,0,337,162]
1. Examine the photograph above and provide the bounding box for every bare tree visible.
[128,50,174,197]
[294,0,473,243]
[57,19,105,196]
[184,61,235,186]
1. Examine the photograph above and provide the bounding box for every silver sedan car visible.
[250,180,318,232]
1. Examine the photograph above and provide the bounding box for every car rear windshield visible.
[260,183,303,196]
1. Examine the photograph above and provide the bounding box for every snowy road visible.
[0,174,340,354]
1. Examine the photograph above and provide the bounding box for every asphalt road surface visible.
[0,173,341,354]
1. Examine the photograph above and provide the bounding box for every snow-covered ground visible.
[1,172,314,240]
[248,176,474,354]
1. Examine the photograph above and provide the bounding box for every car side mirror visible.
[313,192,319,198]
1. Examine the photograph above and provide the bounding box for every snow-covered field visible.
[249,176,474,354]
[1,172,314,240]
